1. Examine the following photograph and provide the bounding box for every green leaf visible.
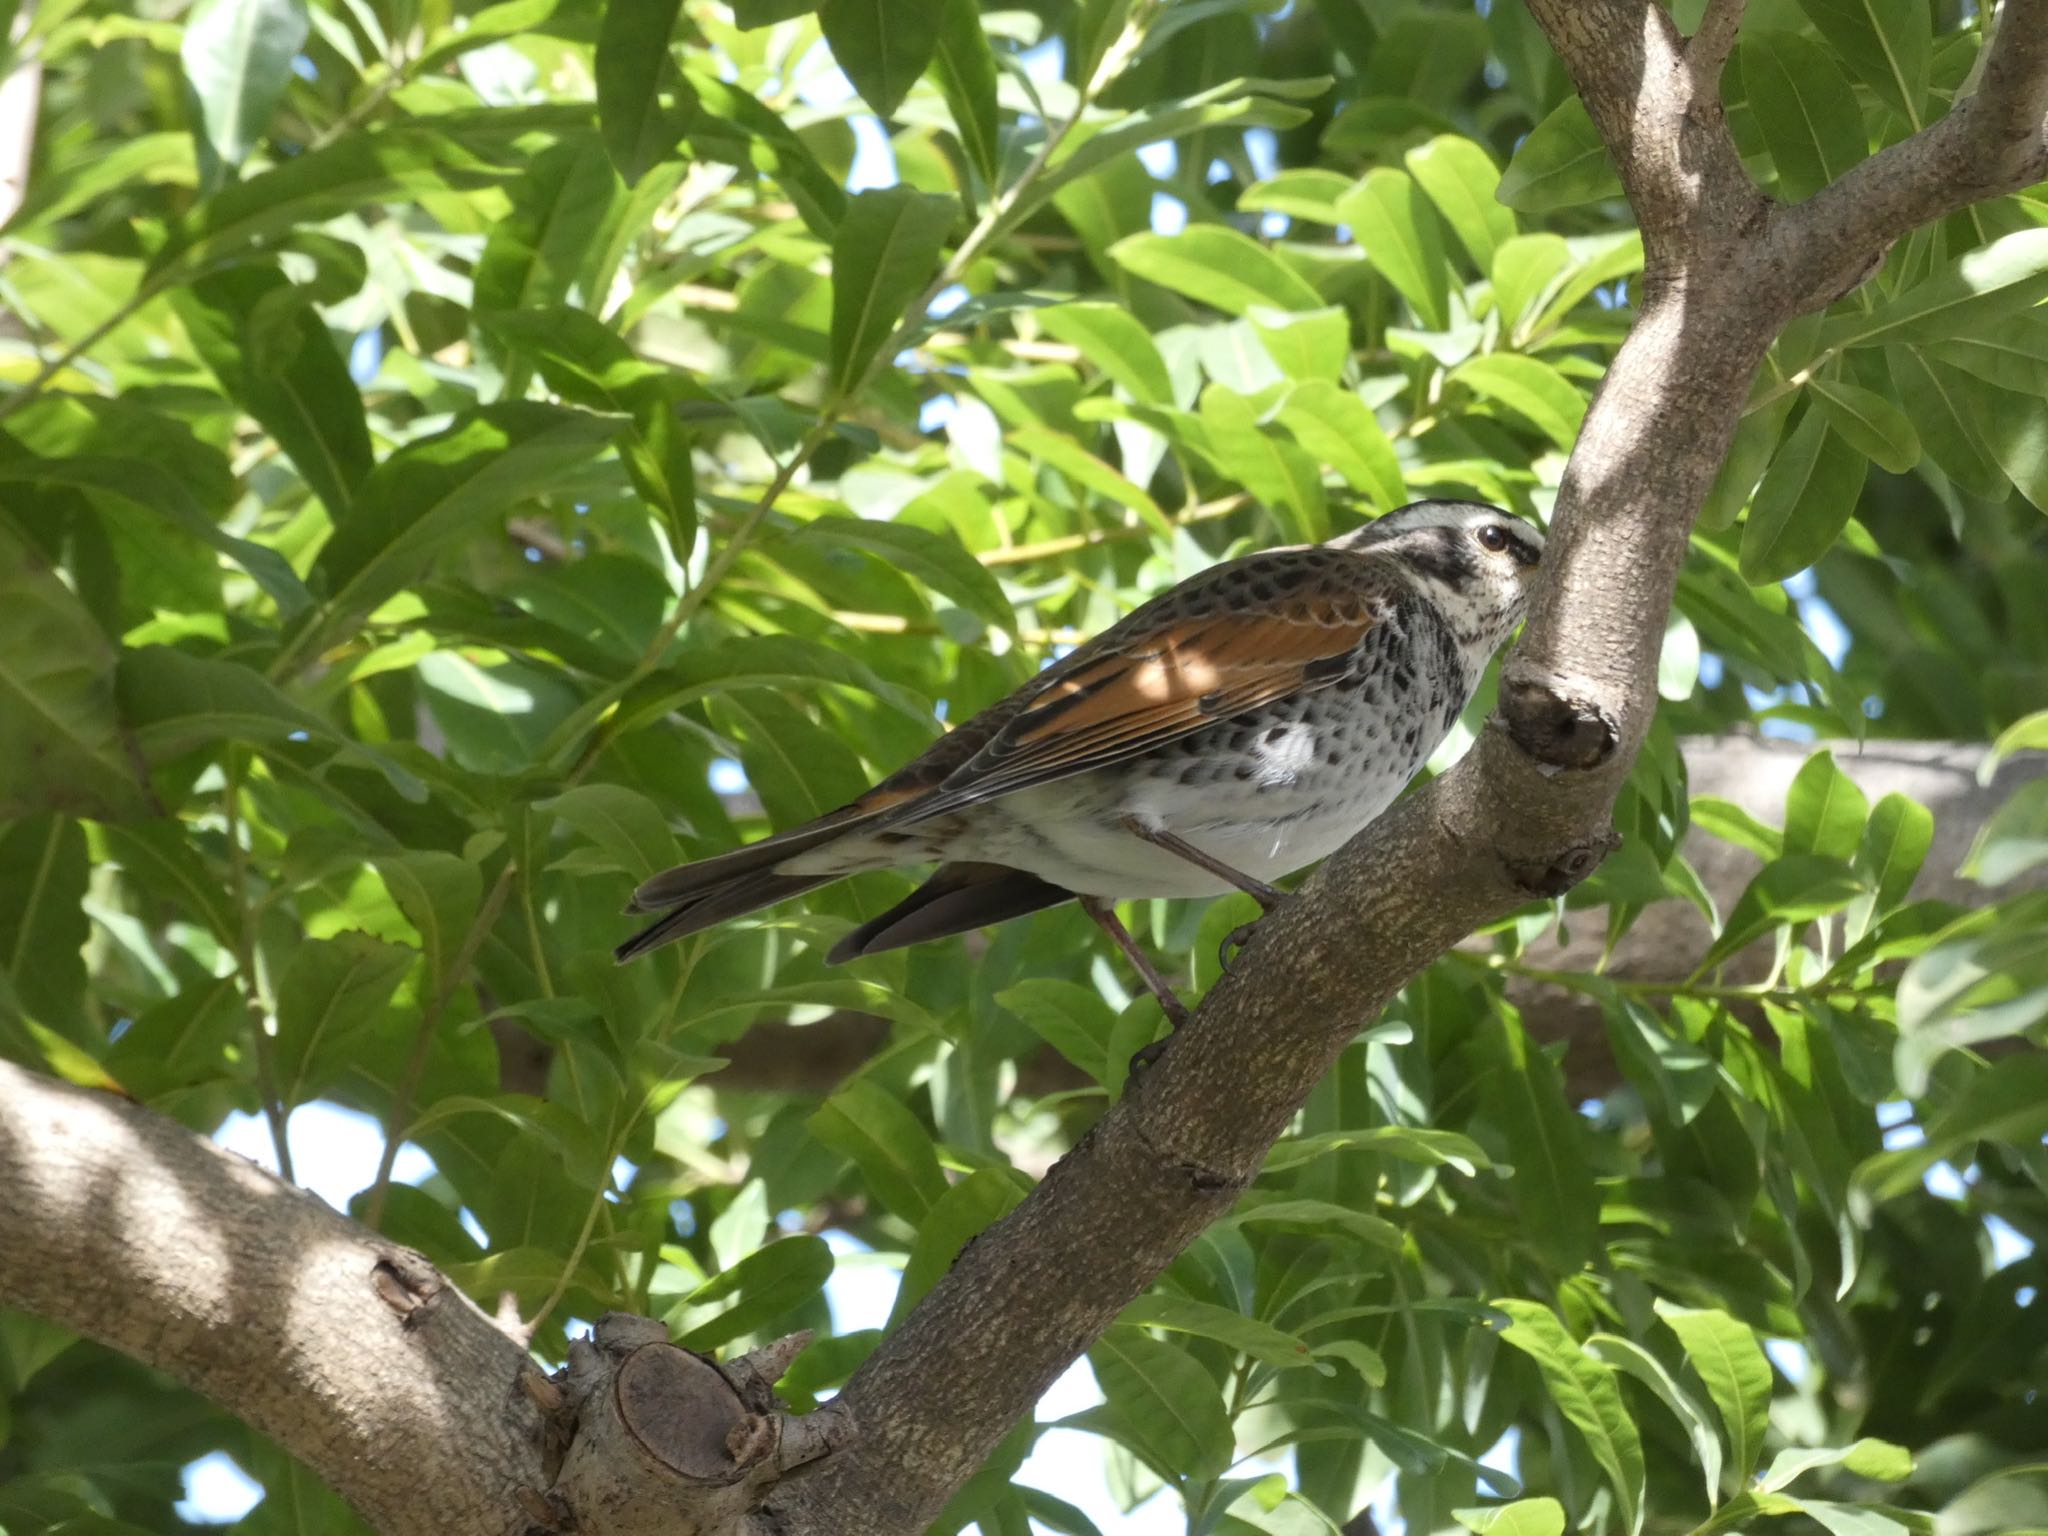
[930,0,999,187]
[1036,302,1174,405]
[1830,229,2048,349]
[829,186,958,397]
[674,1235,834,1349]
[788,516,1014,632]
[173,264,373,524]
[274,933,415,1105]
[1111,225,1325,317]
[1277,380,1406,511]
[1656,1303,1773,1486]
[1248,306,1350,383]
[1232,1197,1403,1254]
[1739,408,1869,584]
[0,452,311,619]
[681,64,847,236]
[1857,793,1934,911]
[1810,374,1919,474]
[536,784,681,883]
[1957,373,2048,514]
[1199,385,1327,542]
[1497,96,1621,213]
[1962,778,2048,886]
[0,819,90,1036]
[1474,1011,1598,1269]
[1088,1325,1235,1481]
[1453,1499,1566,1536]
[1264,1124,1490,1175]
[1885,346,2004,498]
[1741,31,1866,202]
[1336,168,1451,329]
[1585,1334,1725,1507]
[1889,922,2048,1095]
[1030,77,1325,224]
[1784,750,1870,862]
[471,138,625,355]
[374,851,481,999]
[1118,1295,1316,1370]
[1241,168,1353,225]
[303,403,619,657]
[180,0,308,166]
[1494,1300,1645,1536]
[1794,0,1930,121]
[808,1077,949,1220]
[1703,854,1866,968]
[818,0,943,117]
[477,307,677,414]
[595,0,690,186]
[1491,233,1572,336]
[1450,353,1586,449]
[998,979,1119,1085]
[1405,135,1516,274]
[0,530,153,822]
[1759,1439,1914,1493]
[1922,312,2048,396]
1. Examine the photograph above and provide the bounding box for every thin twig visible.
[1685,0,1747,87]
[364,863,517,1227]
[222,750,295,1184]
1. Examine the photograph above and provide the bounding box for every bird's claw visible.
[1216,919,1262,974]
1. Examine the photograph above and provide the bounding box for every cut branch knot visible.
[1499,673,1622,774]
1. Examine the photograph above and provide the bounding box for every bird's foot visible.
[1217,891,1295,973]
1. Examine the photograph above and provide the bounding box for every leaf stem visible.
[222,748,295,1184]
[364,862,517,1227]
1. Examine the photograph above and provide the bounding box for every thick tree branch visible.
[0,1059,546,1536]
[1780,0,2048,301]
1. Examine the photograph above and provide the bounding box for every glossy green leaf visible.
[1277,380,1406,511]
[930,0,999,187]
[1494,1300,1645,1536]
[1784,750,1870,862]
[1453,1499,1565,1536]
[180,0,307,166]
[1474,1012,1598,1269]
[1088,1325,1235,1481]
[1118,1295,1315,1370]
[891,1168,1027,1324]
[595,0,690,185]
[829,186,959,397]
[1857,793,1934,912]
[1832,229,2048,349]
[1451,353,1586,449]
[1036,302,1174,405]
[1199,385,1327,541]
[1405,135,1516,273]
[1337,168,1451,329]
[1885,346,2005,498]
[674,1235,834,1349]
[1703,854,1866,968]
[1810,374,1920,475]
[1496,97,1621,213]
[275,933,415,1105]
[1656,1302,1773,1486]
[1739,408,1869,584]
[1585,1334,1724,1505]
[0,532,152,822]
[1741,32,1866,202]
[808,1078,949,1220]
[1111,225,1324,316]
[818,0,945,118]
[1759,1438,1914,1493]
[1241,169,1353,225]
[789,516,1014,632]
[1795,0,1930,121]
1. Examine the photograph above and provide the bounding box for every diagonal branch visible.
[1684,0,1747,88]
[1776,0,2048,304]
[0,1058,547,1536]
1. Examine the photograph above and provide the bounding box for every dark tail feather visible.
[827,863,1072,964]
[626,812,871,913]
[614,870,834,962]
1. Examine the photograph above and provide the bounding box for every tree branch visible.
[0,1058,548,1536]
[1774,0,2048,307]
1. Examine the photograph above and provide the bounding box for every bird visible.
[616,499,1544,1036]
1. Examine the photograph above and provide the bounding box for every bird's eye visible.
[1477,525,1509,552]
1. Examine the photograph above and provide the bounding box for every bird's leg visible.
[1115,816,1291,972]
[1117,815,1288,907]
[1080,895,1188,1070]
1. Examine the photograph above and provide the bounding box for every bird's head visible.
[1330,499,1544,648]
